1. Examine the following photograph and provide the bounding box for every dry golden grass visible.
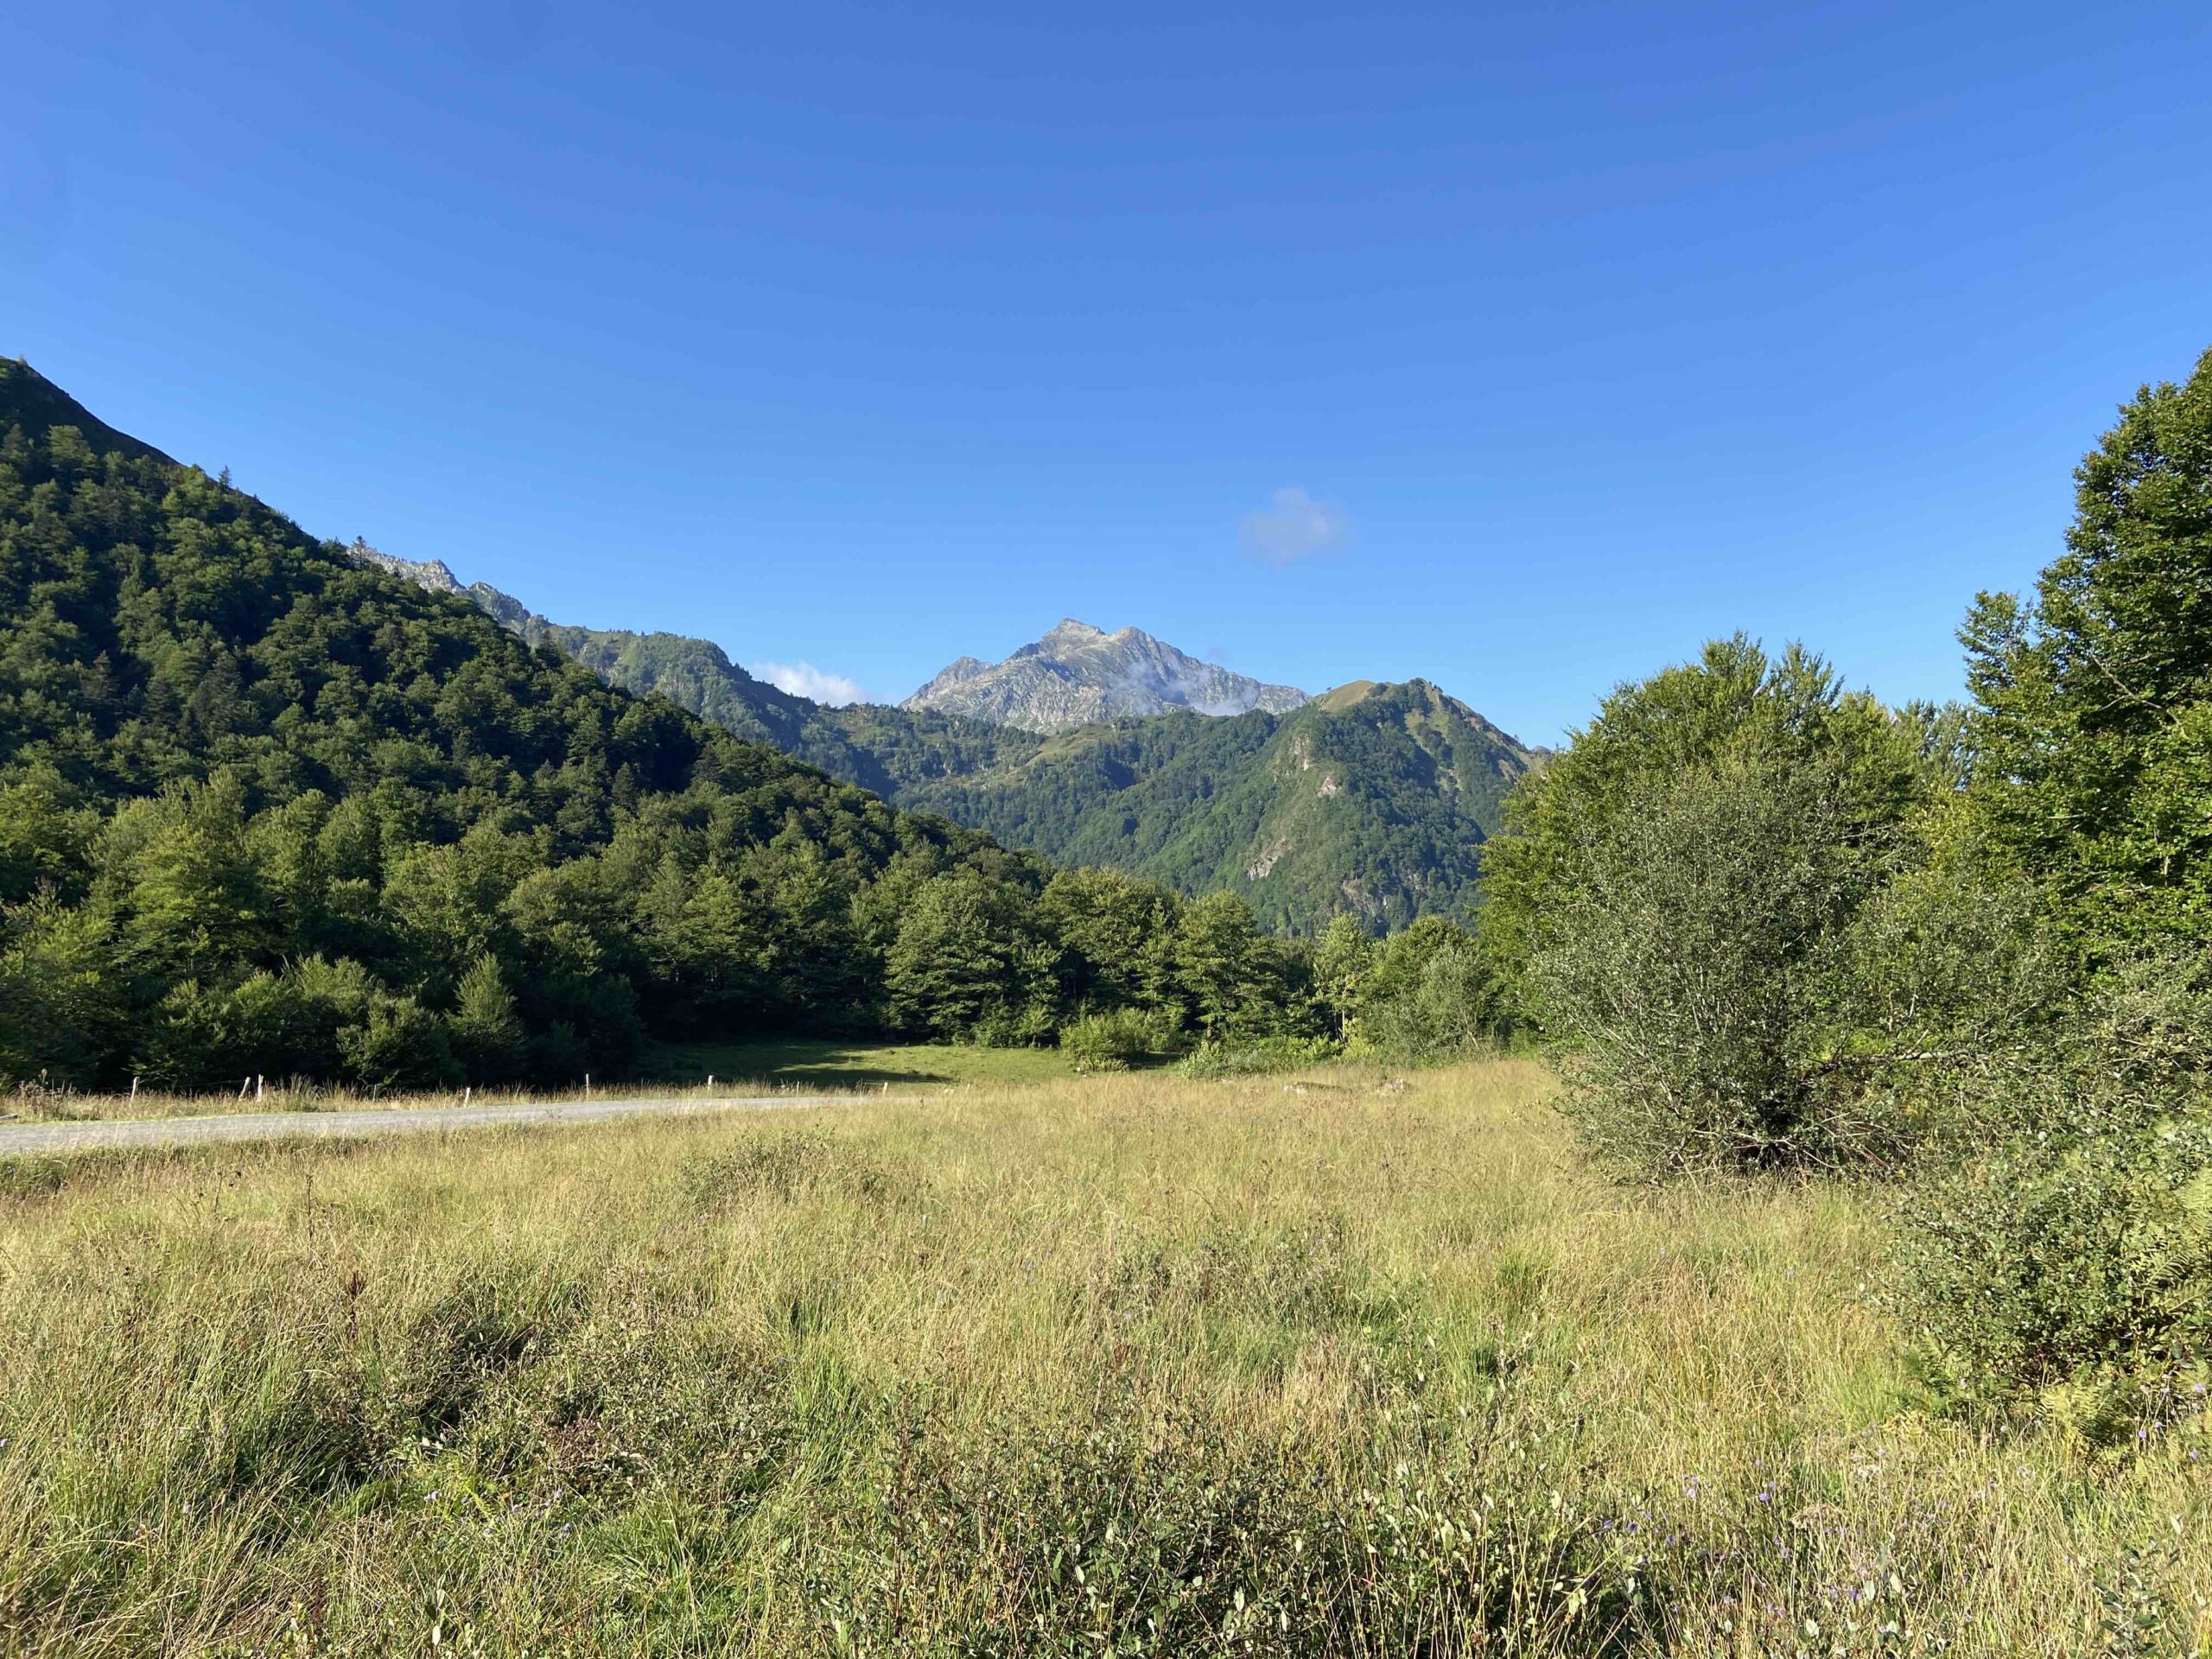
[1,1059,2206,1655]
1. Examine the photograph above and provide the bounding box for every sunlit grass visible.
[1,1060,2205,1654]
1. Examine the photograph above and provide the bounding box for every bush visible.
[1177,1035,1339,1078]
[1361,944,1503,1062]
[1527,756,1887,1173]
[967,999,1062,1049]
[1059,1007,1156,1073]
[340,993,459,1090]
[1893,1107,2212,1442]
[1888,960,2212,1438]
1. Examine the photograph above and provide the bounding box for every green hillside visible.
[901,680,1536,932]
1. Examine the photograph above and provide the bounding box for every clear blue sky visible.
[4,2,2208,742]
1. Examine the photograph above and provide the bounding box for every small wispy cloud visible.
[1239,486,1350,566]
[747,660,868,706]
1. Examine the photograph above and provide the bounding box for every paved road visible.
[0,1094,855,1157]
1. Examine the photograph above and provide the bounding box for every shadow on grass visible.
[645,1039,1071,1091]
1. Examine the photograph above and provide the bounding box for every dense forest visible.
[2,362,1441,1090]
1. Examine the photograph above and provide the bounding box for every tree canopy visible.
[1961,344,2212,953]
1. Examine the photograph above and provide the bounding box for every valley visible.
[10,7,2211,1652]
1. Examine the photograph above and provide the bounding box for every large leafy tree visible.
[1479,634,1940,1011]
[1477,639,2018,1173]
[1962,346,2212,953]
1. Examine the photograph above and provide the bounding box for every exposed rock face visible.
[903,620,1308,733]
[346,538,466,594]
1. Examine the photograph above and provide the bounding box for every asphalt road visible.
[0,1094,850,1157]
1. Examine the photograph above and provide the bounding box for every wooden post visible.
[130,1076,140,1100]
[256,1074,264,1102]
[584,1073,591,1099]
[239,1077,250,1099]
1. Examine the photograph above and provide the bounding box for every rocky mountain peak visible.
[904,620,1308,733]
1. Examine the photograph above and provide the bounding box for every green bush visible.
[1888,961,2212,1439]
[1527,755,1890,1173]
[1360,944,1503,1062]
[340,993,459,1090]
[1894,1109,2212,1442]
[1176,1035,1339,1078]
[1059,1007,1157,1073]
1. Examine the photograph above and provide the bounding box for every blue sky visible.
[4,2,2209,742]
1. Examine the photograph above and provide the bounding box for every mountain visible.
[347,537,467,595]
[337,546,1540,933]
[343,550,1047,796]
[903,619,1309,732]
[372,527,1542,929]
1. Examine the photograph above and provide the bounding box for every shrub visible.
[1176,1035,1339,1078]
[340,993,459,1090]
[1361,944,1503,1062]
[1888,959,2212,1438]
[1059,1007,1156,1073]
[967,998,1061,1049]
[1893,1106,2212,1441]
[1523,750,2050,1175]
[1527,755,1886,1173]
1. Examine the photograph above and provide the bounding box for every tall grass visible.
[1,1060,2205,1655]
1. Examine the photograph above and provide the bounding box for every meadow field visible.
[2,1059,2205,1656]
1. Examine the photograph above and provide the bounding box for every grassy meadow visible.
[2,1059,2206,1656]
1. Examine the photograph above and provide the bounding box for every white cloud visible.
[1239,486,1351,565]
[747,660,868,706]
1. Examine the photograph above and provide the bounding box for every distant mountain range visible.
[904,618,1309,731]
[349,551,1541,932]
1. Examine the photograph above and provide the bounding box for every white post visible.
[707,1073,715,1090]
[463,1085,472,1106]
[256,1073,264,1102]
[584,1073,591,1099]
[130,1076,140,1100]
[239,1077,250,1099]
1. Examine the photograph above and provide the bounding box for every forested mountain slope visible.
[900,679,1538,932]
[0,360,1058,1087]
